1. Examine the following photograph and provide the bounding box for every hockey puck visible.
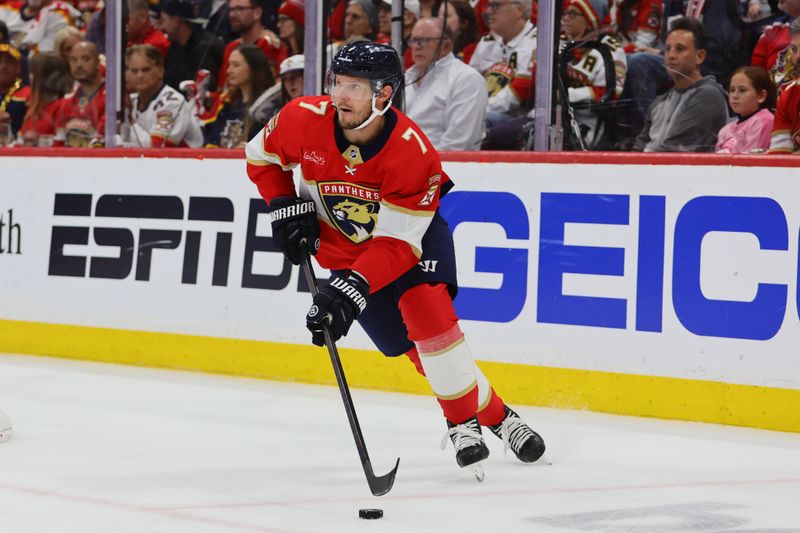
[358,508,383,519]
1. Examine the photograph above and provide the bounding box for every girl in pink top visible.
[716,66,777,153]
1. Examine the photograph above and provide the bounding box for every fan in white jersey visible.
[123,44,202,148]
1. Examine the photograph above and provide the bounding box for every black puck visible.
[358,508,383,519]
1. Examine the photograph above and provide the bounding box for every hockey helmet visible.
[327,41,403,101]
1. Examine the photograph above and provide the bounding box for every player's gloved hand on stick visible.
[268,196,320,265]
[306,273,369,346]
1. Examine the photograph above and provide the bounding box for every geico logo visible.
[48,193,234,285]
[441,192,793,342]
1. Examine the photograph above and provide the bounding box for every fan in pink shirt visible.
[716,66,777,153]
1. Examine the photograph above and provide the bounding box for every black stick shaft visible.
[300,254,399,496]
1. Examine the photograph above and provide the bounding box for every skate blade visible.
[467,461,485,482]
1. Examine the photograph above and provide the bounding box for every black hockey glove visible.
[268,196,320,265]
[306,273,369,347]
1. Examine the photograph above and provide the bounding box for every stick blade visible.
[366,457,400,497]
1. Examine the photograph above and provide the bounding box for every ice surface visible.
[1,354,799,533]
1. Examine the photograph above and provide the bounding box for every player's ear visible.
[378,84,393,105]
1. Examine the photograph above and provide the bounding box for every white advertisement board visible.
[1,155,799,391]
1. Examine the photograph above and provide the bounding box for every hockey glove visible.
[268,196,320,265]
[306,273,369,346]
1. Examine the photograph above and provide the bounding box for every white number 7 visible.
[401,127,428,154]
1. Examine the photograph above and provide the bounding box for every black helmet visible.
[328,41,403,100]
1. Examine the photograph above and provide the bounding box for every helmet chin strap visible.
[353,93,394,131]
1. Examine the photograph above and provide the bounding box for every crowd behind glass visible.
[0,0,798,153]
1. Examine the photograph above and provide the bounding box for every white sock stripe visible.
[418,339,477,398]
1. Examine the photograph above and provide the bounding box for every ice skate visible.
[488,405,546,463]
[441,416,489,481]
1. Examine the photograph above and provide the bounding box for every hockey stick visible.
[300,251,400,497]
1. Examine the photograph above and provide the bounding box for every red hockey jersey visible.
[245,95,450,292]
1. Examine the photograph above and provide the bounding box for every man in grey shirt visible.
[634,18,729,152]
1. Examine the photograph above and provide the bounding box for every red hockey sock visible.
[404,347,426,376]
[476,387,506,427]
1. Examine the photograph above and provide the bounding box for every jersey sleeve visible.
[350,124,444,291]
[245,99,306,202]
[769,82,800,153]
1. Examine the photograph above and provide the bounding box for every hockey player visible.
[245,41,545,477]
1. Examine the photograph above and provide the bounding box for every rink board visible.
[1,149,799,432]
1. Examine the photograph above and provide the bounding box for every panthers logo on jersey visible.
[318,182,381,243]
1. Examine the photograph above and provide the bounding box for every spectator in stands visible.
[404,18,486,150]
[20,0,81,53]
[559,0,627,147]
[469,0,537,126]
[770,16,800,91]
[612,0,662,54]
[203,43,274,147]
[219,0,282,89]
[122,44,202,147]
[716,66,776,153]
[751,0,800,73]
[0,43,26,138]
[54,40,105,147]
[277,0,304,56]
[53,25,82,63]
[127,0,171,57]
[769,78,800,152]
[633,18,728,152]
[84,4,105,53]
[436,0,480,63]
[249,53,303,126]
[378,0,419,65]
[18,52,71,146]
[161,0,224,90]
[345,0,381,41]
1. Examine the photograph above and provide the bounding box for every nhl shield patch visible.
[318,182,381,243]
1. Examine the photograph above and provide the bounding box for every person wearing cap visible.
[218,0,283,90]
[161,0,224,90]
[126,0,171,58]
[202,43,276,148]
[378,0,418,66]
[0,43,28,140]
[277,0,304,57]
[345,0,383,42]
[557,0,627,146]
[404,17,486,150]
[249,53,304,127]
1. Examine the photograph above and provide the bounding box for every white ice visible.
[1,353,799,533]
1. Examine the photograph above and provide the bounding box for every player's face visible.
[227,50,252,89]
[127,52,163,95]
[330,74,375,129]
[282,70,304,99]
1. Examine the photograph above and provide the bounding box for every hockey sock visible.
[404,346,426,377]
[399,284,482,424]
